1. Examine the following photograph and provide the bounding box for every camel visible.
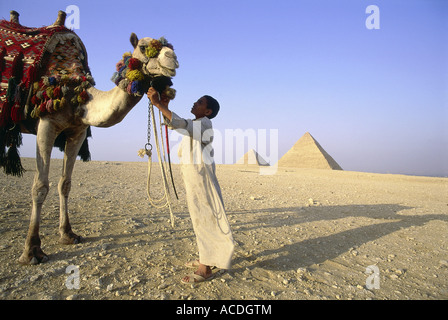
[0,11,179,265]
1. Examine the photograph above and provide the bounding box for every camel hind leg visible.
[58,128,87,245]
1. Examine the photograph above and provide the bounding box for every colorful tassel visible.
[4,145,24,177]
[60,97,67,109]
[0,101,11,127]
[30,106,39,118]
[77,90,89,104]
[39,101,46,113]
[6,77,17,103]
[61,84,69,96]
[11,51,24,80]
[11,104,24,123]
[25,65,37,87]
[31,95,39,106]
[46,99,54,113]
[126,82,133,95]
[53,99,61,111]
[53,86,62,99]
[0,47,6,74]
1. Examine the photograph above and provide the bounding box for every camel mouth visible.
[162,66,177,77]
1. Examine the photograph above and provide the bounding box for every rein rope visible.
[141,100,175,228]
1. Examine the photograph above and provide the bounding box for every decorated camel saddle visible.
[0,11,94,175]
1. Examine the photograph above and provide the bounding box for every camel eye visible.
[139,45,147,54]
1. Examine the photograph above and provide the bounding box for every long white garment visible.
[168,112,234,269]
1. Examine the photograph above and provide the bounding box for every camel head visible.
[130,33,179,78]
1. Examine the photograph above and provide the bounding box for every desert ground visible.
[0,157,447,300]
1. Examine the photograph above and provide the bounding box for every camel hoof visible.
[19,252,49,265]
[59,233,82,245]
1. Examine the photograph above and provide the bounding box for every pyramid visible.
[277,132,342,170]
[236,149,269,166]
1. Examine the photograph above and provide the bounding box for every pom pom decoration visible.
[163,87,176,100]
[48,77,57,86]
[149,39,162,51]
[145,46,159,58]
[127,58,141,70]
[126,69,144,81]
[116,61,125,72]
[77,90,89,104]
[131,80,141,94]
[111,37,174,97]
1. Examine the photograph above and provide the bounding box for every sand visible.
[0,157,447,300]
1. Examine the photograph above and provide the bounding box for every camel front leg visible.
[58,129,87,245]
[19,120,58,265]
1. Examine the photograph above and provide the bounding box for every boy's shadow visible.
[229,204,447,272]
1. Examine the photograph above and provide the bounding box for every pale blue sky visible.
[1,0,447,176]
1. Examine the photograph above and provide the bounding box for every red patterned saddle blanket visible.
[0,19,94,126]
[0,18,94,176]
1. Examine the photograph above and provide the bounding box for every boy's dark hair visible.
[204,95,220,119]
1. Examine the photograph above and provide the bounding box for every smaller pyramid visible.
[277,132,342,170]
[236,149,269,166]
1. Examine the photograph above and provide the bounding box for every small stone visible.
[158,283,168,290]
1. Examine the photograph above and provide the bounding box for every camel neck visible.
[80,86,143,128]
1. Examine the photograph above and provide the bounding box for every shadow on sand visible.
[228,204,447,272]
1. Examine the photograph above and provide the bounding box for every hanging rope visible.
[139,100,175,228]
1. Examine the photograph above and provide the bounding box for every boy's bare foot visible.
[182,264,214,283]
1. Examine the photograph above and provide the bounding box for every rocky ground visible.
[0,158,447,300]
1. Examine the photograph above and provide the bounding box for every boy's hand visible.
[147,87,171,108]
[147,87,161,105]
[146,87,172,121]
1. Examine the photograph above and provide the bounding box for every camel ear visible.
[130,33,139,48]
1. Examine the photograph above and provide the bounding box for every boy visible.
[147,87,234,284]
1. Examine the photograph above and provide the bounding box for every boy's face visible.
[191,96,212,119]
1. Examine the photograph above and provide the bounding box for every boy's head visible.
[203,95,220,119]
[191,95,220,119]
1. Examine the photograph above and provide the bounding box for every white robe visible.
[168,112,234,269]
